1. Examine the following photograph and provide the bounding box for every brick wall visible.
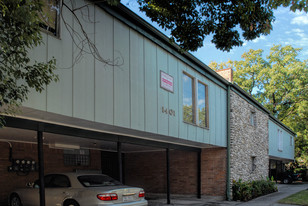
[125,148,227,197]
[0,141,101,205]
[124,150,198,195]
[201,148,227,196]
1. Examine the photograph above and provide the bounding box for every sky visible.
[121,1,308,65]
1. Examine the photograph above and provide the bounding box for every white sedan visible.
[9,173,148,206]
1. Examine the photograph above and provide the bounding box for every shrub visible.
[232,178,277,201]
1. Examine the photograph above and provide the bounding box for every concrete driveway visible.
[147,182,308,206]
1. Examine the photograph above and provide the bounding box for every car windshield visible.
[77,175,123,187]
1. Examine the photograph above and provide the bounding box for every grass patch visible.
[278,190,308,206]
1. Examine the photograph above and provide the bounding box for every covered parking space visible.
[0,113,205,205]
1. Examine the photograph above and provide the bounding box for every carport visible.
[1,114,203,205]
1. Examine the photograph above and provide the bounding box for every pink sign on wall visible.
[160,71,174,93]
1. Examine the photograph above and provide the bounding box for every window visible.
[182,72,209,128]
[251,156,256,171]
[278,129,283,151]
[197,81,208,127]
[183,73,194,124]
[40,0,60,36]
[250,111,256,126]
[63,149,90,166]
[290,136,293,146]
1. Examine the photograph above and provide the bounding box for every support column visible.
[37,130,45,206]
[117,142,123,183]
[166,148,170,204]
[197,151,201,198]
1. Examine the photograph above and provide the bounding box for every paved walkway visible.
[147,182,308,206]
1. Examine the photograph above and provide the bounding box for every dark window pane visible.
[51,175,71,188]
[78,175,123,187]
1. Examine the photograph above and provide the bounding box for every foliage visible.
[0,0,58,117]
[183,105,194,124]
[232,178,277,201]
[210,44,308,168]
[135,0,308,52]
[278,190,308,206]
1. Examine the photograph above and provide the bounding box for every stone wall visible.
[230,90,269,183]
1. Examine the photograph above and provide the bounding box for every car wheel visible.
[283,178,290,184]
[63,199,79,206]
[10,194,22,206]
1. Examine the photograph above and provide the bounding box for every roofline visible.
[96,2,230,89]
[230,84,296,136]
[95,2,295,137]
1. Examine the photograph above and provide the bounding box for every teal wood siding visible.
[268,120,294,160]
[22,3,227,146]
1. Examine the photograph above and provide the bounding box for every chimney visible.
[216,68,233,82]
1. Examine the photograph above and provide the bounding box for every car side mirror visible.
[26,182,34,188]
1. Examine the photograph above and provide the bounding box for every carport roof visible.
[1,113,206,152]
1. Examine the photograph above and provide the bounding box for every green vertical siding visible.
[130,30,145,131]
[72,2,95,121]
[23,3,227,147]
[157,48,169,135]
[269,120,294,160]
[94,9,114,125]
[168,55,179,137]
[46,4,73,117]
[144,41,158,133]
[114,19,130,128]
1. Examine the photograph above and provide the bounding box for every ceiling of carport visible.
[0,127,164,153]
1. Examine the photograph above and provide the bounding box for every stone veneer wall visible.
[230,90,269,183]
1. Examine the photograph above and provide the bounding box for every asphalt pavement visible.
[147,182,308,206]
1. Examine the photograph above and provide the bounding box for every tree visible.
[135,0,308,52]
[0,0,58,119]
[210,45,308,168]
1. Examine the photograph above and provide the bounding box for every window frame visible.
[39,0,61,37]
[182,72,196,125]
[278,129,283,152]
[250,111,256,127]
[197,80,209,129]
[182,72,209,129]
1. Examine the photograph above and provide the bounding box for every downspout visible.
[226,85,231,201]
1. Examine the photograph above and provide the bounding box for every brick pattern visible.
[125,148,227,197]
[216,68,233,82]
[0,142,101,204]
[201,148,227,196]
[1,142,227,203]
[229,91,269,183]
[124,150,198,194]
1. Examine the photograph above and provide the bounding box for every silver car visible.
[9,173,148,206]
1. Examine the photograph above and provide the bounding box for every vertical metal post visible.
[37,131,45,206]
[197,151,201,199]
[166,148,170,204]
[117,142,123,183]
[226,85,231,200]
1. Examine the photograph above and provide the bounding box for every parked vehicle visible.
[9,173,148,206]
[278,171,301,184]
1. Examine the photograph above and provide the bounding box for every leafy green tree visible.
[183,105,194,124]
[135,0,308,52]
[210,45,308,167]
[0,0,58,117]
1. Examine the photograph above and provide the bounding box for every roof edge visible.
[230,84,296,136]
[96,2,230,87]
